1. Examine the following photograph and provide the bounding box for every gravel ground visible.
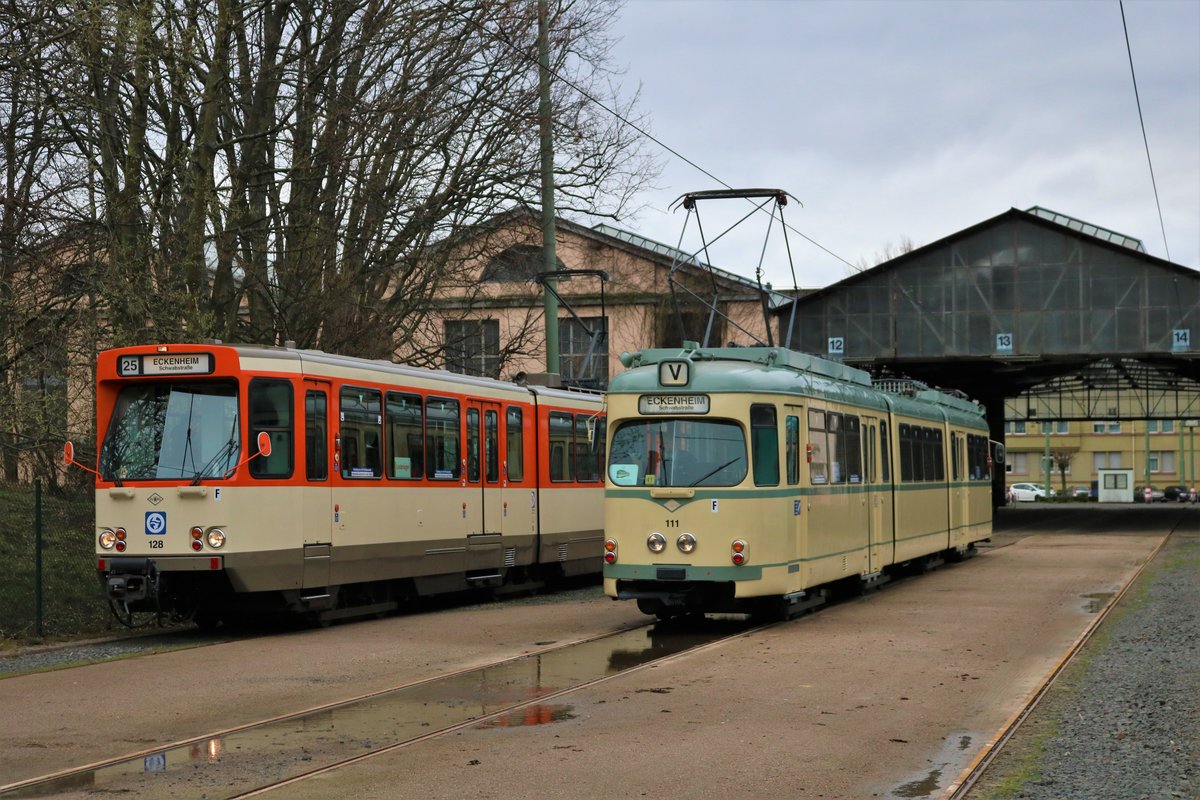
[966,527,1200,800]
[0,629,225,676]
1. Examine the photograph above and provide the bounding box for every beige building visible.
[398,208,784,387]
[1004,417,1199,494]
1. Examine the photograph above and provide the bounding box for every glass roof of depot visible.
[1027,206,1146,253]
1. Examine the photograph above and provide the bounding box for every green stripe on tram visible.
[605,482,990,502]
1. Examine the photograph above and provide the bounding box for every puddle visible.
[888,730,978,799]
[3,619,751,798]
[1081,592,1114,613]
[478,704,576,728]
[892,768,942,798]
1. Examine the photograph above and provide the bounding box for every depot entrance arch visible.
[777,207,1200,505]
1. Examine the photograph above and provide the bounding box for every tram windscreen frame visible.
[607,418,747,487]
[100,381,240,482]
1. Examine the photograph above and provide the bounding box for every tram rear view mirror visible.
[63,441,75,465]
[257,430,273,458]
[992,443,1005,465]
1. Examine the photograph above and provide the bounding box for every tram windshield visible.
[608,418,747,487]
[101,382,240,481]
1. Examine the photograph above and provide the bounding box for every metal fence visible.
[0,479,112,640]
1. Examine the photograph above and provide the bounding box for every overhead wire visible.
[1119,0,1171,262]
[437,0,861,276]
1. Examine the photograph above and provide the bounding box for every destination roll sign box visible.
[118,353,214,377]
[638,394,710,415]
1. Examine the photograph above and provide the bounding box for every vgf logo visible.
[145,511,167,536]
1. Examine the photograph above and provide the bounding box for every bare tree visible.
[853,236,918,273]
[25,0,654,358]
[1052,449,1074,496]
[1,0,102,480]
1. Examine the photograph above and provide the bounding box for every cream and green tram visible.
[601,345,993,618]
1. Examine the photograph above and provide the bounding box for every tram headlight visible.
[205,528,226,549]
[647,532,667,553]
[98,530,116,550]
[676,533,697,554]
[604,539,617,564]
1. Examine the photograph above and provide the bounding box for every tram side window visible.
[786,415,799,485]
[340,386,382,479]
[751,404,779,487]
[899,424,914,482]
[844,415,862,484]
[305,391,327,481]
[549,411,574,482]
[808,409,828,485]
[249,379,294,478]
[506,407,524,482]
[968,434,990,480]
[386,391,423,480]
[933,429,945,481]
[574,414,599,482]
[828,413,845,484]
[921,429,936,481]
[425,397,460,480]
[880,421,891,483]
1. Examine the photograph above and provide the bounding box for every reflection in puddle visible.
[479,704,576,728]
[2,618,753,799]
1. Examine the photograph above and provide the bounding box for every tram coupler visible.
[103,558,157,603]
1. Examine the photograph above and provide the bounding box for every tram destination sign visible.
[118,353,213,377]
[638,394,710,415]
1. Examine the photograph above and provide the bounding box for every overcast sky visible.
[599,0,1200,290]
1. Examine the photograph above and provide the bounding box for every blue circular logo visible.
[145,511,166,535]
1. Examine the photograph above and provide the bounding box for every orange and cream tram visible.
[601,344,995,619]
[74,343,605,626]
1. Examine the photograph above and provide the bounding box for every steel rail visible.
[0,620,658,796]
[940,519,1181,800]
[232,618,778,798]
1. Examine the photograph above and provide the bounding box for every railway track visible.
[0,617,763,799]
[940,516,1184,800]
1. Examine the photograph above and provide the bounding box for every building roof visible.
[1025,206,1146,253]
[591,222,792,309]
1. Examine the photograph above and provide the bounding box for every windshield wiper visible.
[689,456,743,487]
[190,434,239,486]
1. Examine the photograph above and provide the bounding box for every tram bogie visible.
[602,344,995,617]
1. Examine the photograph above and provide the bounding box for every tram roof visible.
[610,344,985,426]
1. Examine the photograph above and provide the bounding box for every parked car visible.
[1134,485,1165,503]
[1009,482,1054,502]
[1162,485,1191,502]
[1071,485,1092,500]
